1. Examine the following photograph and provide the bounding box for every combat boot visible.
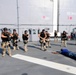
[2,53,5,57]
[13,46,16,51]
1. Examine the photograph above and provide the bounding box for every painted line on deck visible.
[12,54,76,75]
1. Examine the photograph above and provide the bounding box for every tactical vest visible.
[40,32,45,38]
[22,34,28,40]
[12,33,18,40]
[62,33,66,38]
[1,32,10,42]
[54,32,57,37]
[46,33,50,39]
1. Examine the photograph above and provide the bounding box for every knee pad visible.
[45,40,48,42]
[16,44,17,47]
[14,43,17,46]
[44,43,46,46]
[7,44,10,47]
[24,40,28,44]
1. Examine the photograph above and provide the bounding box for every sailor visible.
[1,27,12,57]
[22,30,29,52]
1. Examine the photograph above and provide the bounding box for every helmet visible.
[13,29,16,31]
[24,30,27,33]
[42,29,45,32]
[3,27,7,31]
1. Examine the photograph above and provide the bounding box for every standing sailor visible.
[12,29,19,50]
[1,27,12,57]
[38,29,47,51]
[22,30,29,52]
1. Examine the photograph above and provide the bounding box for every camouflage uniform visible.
[22,30,29,52]
[12,29,19,50]
[1,28,12,57]
[45,31,51,48]
[61,31,68,47]
[39,29,47,51]
[54,30,58,42]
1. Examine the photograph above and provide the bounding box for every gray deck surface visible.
[0,40,76,75]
